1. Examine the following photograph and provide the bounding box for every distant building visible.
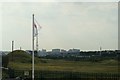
[38,49,48,57]
[26,50,38,56]
[61,49,67,54]
[52,49,60,54]
[61,49,67,57]
[47,51,52,55]
[68,49,80,54]
[73,49,80,53]
[51,49,62,56]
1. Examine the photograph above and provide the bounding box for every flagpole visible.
[32,14,35,80]
[36,33,38,52]
[12,40,14,52]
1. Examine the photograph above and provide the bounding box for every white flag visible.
[34,23,38,37]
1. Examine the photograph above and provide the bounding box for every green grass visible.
[3,50,119,79]
[8,59,119,73]
[7,50,119,73]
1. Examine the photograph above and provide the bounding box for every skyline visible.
[0,2,118,51]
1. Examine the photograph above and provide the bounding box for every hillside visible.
[7,50,39,63]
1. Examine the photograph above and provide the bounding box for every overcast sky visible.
[0,2,118,51]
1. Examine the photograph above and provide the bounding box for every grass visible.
[7,50,119,73]
[4,50,119,79]
[8,58,119,73]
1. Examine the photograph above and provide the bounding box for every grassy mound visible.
[8,50,39,63]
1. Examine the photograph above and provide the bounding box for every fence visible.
[6,69,120,80]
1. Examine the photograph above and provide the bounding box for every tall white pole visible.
[32,14,35,80]
[36,34,38,53]
[100,46,102,56]
[20,47,21,50]
[12,41,14,52]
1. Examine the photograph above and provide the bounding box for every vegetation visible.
[2,55,9,68]
[8,58,118,73]
[2,50,120,79]
[7,50,41,63]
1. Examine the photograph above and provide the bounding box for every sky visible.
[0,0,119,2]
[0,1,118,51]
